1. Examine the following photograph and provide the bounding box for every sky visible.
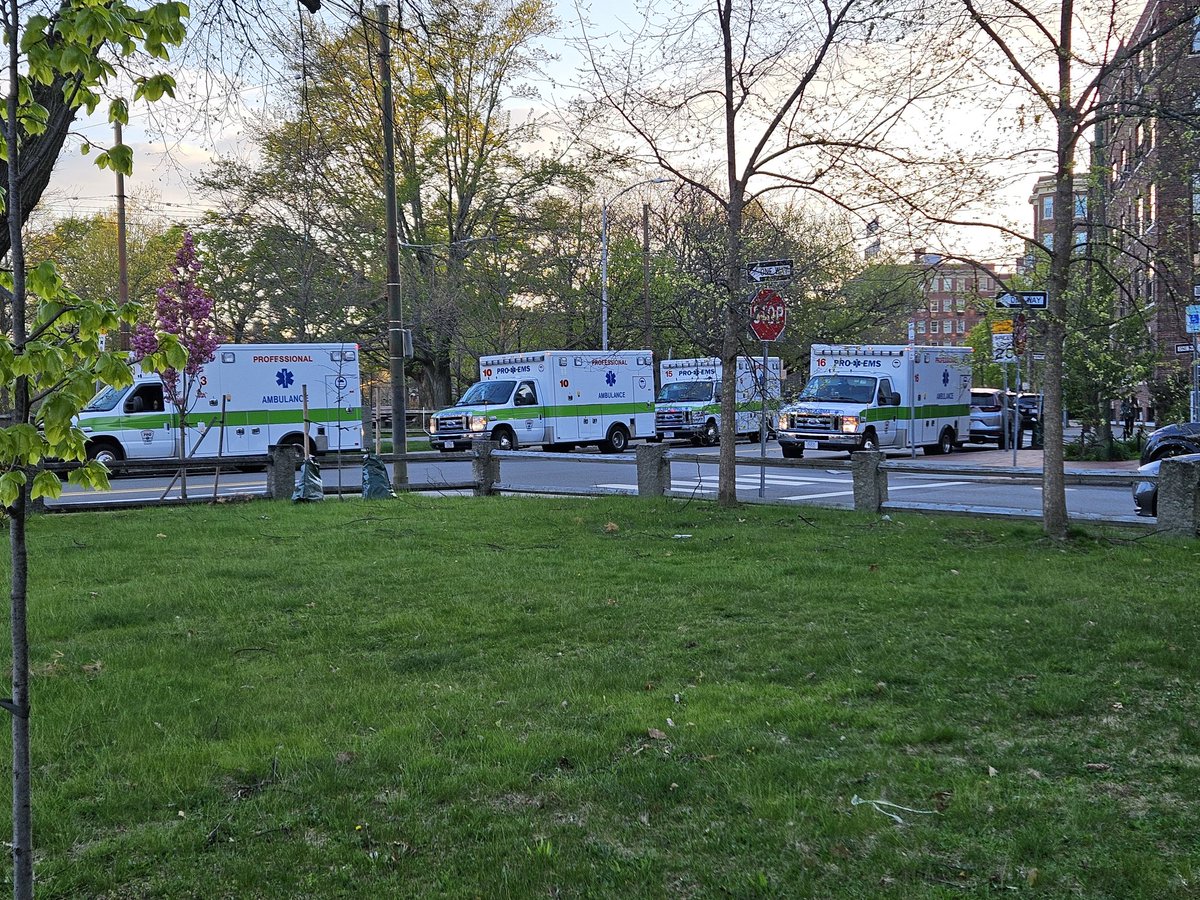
[40,0,1045,268]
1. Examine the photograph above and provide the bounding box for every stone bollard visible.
[266,444,300,499]
[850,450,888,513]
[1157,457,1200,537]
[635,443,670,497]
[472,441,500,496]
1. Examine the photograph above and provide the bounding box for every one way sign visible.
[746,259,794,283]
[996,291,1048,309]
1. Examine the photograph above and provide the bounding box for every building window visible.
[942,298,952,312]
[1043,233,1054,250]
[1074,194,1087,218]
[930,320,940,334]
[943,319,952,333]
[1148,183,1156,227]
[981,275,992,291]
[1192,14,1200,54]
[956,320,966,334]
[956,298,965,312]
[917,319,926,333]
[1042,196,1053,219]
[928,299,938,314]
[1192,173,1199,217]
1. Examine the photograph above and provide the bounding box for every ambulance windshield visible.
[83,384,129,412]
[657,381,713,403]
[797,375,876,404]
[458,380,515,406]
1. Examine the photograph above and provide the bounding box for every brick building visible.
[907,252,1010,347]
[1092,0,1200,398]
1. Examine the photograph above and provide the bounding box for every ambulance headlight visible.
[840,416,859,433]
[429,418,438,433]
[470,416,489,432]
[778,414,789,430]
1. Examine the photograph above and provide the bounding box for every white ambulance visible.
[427,350,655,452]
[775,344,972,457]
[76,343,362,466]
[655,356,782,445]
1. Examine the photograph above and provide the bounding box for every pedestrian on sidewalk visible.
[1121,398,1134,440]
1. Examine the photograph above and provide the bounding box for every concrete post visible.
[850,450,888,513]
[1157,457,1200,537]
[636,443,670,497]
[473,441,500,496]
[266,444,300,500]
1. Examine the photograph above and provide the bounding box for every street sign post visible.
[748,288,786,342]
[746,259,794,283]
[991,332,1015,362]
[1176,343,1195,355]
[1186,305,1200,334]
[996,291,1048,310]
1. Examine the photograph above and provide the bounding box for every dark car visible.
[1133,452,1200,517]
[1016,393,1042,428]
[1139,422,1200,465]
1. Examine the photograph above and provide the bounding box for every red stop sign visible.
[749,288,786,341]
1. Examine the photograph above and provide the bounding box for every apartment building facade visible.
[907,252,1009,347]
[1093,0,1200,389]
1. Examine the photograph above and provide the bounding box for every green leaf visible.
[108,97,129,125]
[27,261,65,299]
[107,143,134,176]
[31,470,63,502]
[0,471,26,508]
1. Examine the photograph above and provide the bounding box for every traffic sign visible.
[991,319,1013,334]
[749,288,786,342]
[991,332,1015,362]
[1177,343,1196,354]
[1186,305,1200,334]
[746,259,794,283]
[996,291,1048,309]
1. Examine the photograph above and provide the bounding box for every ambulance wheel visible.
[601,425,629,453]
[781,444,804,459]
[86,440,123,471]
[492,427,515,451]
[700,420,719,446]
[282,434,318,457]
[858,429,879,453]
[926,427,955,456]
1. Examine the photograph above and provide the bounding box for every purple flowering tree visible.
[132,232,222,494]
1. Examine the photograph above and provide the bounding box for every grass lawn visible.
[2,496,1199,897]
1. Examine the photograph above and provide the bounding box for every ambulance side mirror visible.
[888,392,901,406]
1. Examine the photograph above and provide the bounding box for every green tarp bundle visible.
[292,458,324,502]
[362,453,395,499]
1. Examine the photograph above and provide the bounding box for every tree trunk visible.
[0,74,77,260]
[716,0,740,507]
[6,6,35,894]
[1040,0,1077,541]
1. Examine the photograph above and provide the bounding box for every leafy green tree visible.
[1,3,187,895]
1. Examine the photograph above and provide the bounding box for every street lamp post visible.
[601,178,669,351]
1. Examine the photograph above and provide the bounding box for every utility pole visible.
[377,2,407,488]
[115,121,129,350]
[641,202,656,392]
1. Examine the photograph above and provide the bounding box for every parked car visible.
[1016,393,1042,428]
[1139,422,1200,465]
[968,388,1011,448]
[1132,451,1200,517]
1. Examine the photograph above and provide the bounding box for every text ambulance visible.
[76,343,362,466]
[775,344,972,457]
[655,357,782,445]
[428,350,655,452]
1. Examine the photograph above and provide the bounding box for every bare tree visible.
[575,0,984,505]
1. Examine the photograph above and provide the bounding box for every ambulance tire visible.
[781,444,804,459]
[492,426,516,451]
[282,434,319,457]
[925,428,955,456]
[858,429,879,453]
[601,425,629,454]
[86,440,124,473]
[700,420,719,446]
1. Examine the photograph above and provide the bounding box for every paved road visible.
[46,441,1146,522]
